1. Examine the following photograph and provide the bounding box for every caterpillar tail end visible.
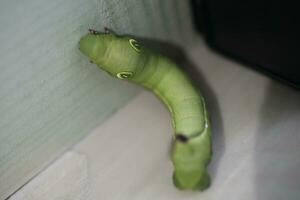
[193,171,211,191]
[172,170,211,191]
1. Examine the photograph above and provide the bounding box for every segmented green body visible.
[79,32,212,190]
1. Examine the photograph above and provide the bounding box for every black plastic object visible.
[191,0,300,89]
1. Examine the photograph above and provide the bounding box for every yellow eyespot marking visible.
[116,71,134,79]
[129,39,141,53]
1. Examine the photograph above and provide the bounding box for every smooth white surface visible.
[11,37,300,200]
[10,152,90,200]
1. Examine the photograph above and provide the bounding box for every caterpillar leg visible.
[104,27,114,34]
[88,28,101,35]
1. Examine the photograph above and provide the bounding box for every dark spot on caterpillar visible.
[175,134,189,143]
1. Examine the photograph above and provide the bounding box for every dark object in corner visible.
[191,0,300,89]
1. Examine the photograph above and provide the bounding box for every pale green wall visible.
[0,0,195,198]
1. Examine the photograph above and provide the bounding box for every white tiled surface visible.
[10,38,300,200]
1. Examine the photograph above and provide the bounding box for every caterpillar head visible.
[79,32,146,80]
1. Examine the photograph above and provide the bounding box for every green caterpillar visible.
[79,30,212,190]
